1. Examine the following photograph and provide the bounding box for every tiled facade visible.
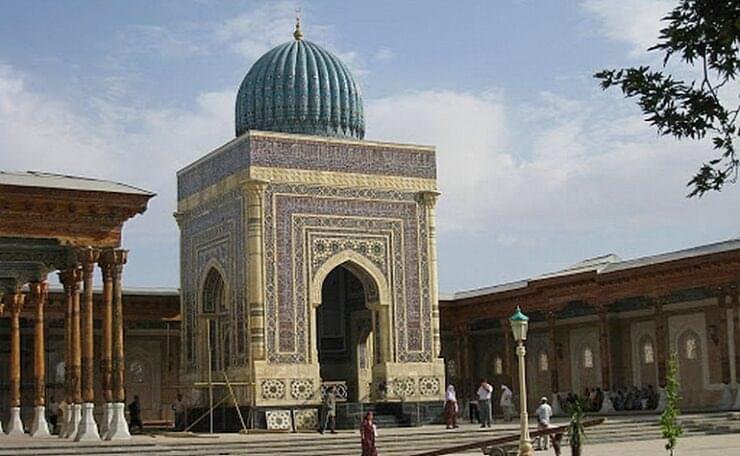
[177,130,445,408]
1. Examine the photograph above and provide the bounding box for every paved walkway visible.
[573,433,740,456]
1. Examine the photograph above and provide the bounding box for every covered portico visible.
[0,171,153,440]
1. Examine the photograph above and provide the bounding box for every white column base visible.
[63,404,81,439]
[99,402,112,439]
[105,403,131,440]
[0,415,5,435]
[30,406,52,438]
[6,406,25,437]
[74,403,100,441]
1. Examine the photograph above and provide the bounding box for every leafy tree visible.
[660,353,683,455]
[595,0,740,197]
[565,399,586,456]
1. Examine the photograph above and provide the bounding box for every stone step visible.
[0,414,735,456]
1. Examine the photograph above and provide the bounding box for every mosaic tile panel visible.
[250,135,436,180]
[290,379,315,401]
[262,379,286,400]
[266,410,292,431]
[262,183,433,364]
[293,409,319,431]
[418,377,441,397]
[179,190,247,370]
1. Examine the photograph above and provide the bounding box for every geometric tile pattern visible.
[266,410,293,431]
[261,379,286,400]
[290,379,315,401]
[293,409,319,431]
[418,377,441,397]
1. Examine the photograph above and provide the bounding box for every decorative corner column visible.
[731,284,740,410]
[98,251,115,438]
[245,179,268,362]
[6,289,26,437]
[105,249,131,440]
[597,304,611,391]
[30,281,52,438]
[59,266,83,439]
[418,190,442,358]
[75,248,101,441]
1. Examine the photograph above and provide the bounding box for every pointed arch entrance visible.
[310,251,392,402]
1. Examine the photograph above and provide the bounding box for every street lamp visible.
[510,306,533,456]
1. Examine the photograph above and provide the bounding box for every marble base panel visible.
[105,403,131,440]
[29,406,52,438]
[6,406,25,437]
[74,403,100,441]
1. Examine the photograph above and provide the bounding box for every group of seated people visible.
[559,384,660,412]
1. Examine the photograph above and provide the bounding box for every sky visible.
[0,0,738,293]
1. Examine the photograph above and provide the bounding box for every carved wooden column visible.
[59,266,82,438]
[245,179,268,362]
[106,248,130,440]
[99,250,115,434]
[653,297,669,386]
[547,312,560,394]
[419,191,442,357]
[598,305,611,390]
[76,248,101,441]
[6,289,26,436]
[30,281,52,437]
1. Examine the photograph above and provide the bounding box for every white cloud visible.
[373,47,395,62]
[367,88,739,245]
[582,0,673,56]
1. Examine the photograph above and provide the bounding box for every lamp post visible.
[511,306,533,456]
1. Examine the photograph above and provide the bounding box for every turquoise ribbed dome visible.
[235,33,365,139]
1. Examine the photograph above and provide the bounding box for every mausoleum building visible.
[176,22,445,429]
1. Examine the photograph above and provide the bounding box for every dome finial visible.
[293,8,303,40]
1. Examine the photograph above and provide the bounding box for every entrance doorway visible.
[317,265,374,402]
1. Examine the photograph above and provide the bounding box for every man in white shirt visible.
[535,396,553,450]
[477,379,494,427]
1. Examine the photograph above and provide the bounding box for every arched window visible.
[642,340,655,364]
[539,352,549,372]
[685,335,698,360]
[201,267,229,371]
[583,346,594,369]
[494,355,503,375]
[202,268,225,314]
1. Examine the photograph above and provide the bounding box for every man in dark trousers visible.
[320,386,337,434]
[128,395,144,433]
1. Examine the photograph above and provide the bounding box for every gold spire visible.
[293,9,303,40]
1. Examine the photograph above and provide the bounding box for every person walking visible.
[320,386,337,434]
[468,392,480,424]
[499,385,514,422]
[444,385,458,429]
[535,396,553,450]
[128,395,144,433]
[171,393,186,431]
[477,379,493,428]
[360,411,378,456]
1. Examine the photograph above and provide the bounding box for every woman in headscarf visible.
[444,385,459,429]
[361,411,378,456]
[500,384,514,422]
